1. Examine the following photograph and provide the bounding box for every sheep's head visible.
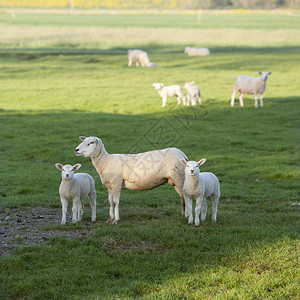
[152,83,163,90]
[181,159,206,176]
[259,71,272,80]
[184,81,194,89]
[184,47,190,54]
[75,136,102,158]
[55,163,81,180]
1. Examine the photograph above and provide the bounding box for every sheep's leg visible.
[72,198,80,223]
[191,98,196,106]
[89,192,97,222]
[254,93,258,108]
[239,93,244,107]
[186,95,190,106]
[177,97,181,105]
[77,200,83,221]
[162,96,167,107]
[61,198,68,225]
[185,197,193,225]
[107,190,114,223]
[174,185,185,216]
[195,196,203,226]
[182,96,186,106]
[112,189,121,225]
[211,194,219,223]
[198,96,202,106]
[128,59,132,67]
[200,197,207,221]
[230,91,236,107]
[260,94,264,107]
[136,61,139,67]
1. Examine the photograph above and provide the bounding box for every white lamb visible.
[75,136,188,224]
[231,72,272,107]
[127,49,157,67]
[184,47,210,57]
[181,159,220,227]
[184,81,202,106]
[55,163,97,225]
[152,83,186,107]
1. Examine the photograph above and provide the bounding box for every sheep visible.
[75,136,188,224]
[231,72,272,107]
[184,47,210,57]
[184,81,202,106]
[55,163,97,225]
[127,49,157,67]
[181,159,220,227]
[152,83,186,107]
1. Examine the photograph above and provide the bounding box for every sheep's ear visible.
[198,159,206,166]
[180,158,187,166]
[79,136,86,141]
[55,163,63,170]
[96,138,102,144]
[269,72,272,75]
[191,81,194,84]
[73,164,81,170]
[259,71,262,74]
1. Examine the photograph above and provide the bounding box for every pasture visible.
[0,11,299,299]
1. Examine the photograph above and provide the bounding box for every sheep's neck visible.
[91,144,109,177]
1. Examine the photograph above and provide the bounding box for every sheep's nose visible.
[190,169,194,173]
[75,148,79,152]
[66,174,69,178]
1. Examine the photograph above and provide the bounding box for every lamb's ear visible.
[259,71,262,74]
[180,158,187,166]
[79,136,86,141]
[198,158,206,166]
[191,81,194,85]
[96,138,102,144]
[55,163,63,170]
[73,164,81,170]
[268,72,272,75]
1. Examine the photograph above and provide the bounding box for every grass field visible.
[0,11,299,299]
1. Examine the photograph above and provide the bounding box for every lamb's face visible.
[259,71,272,80]
[55,163,81,180]
[184,81,194,89]
[152,83,163,90]
[185,161,200,176]
[75,136,101,158]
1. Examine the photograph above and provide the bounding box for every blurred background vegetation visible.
[0,0,299,9]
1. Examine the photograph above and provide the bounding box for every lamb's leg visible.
[191,98,196,106]
[162,96,167,107]
[72,198,80,223]
[260,94,264,107]
[200,197,207,221]
[195,196,202,226]
[198,97,202,106]
[136,61,139,67]
[239,93,244,107]
[177,97,181,105]
[211,193,219,223]
[185,197,193,225]
[61,198,68,225]
[254,93,258,108]
[128,59,132,67]
[107,189,114,223]
[186,95,190,106]
[231,90,236,107]
[182,96,186,106]
[174,185,185,216]
[78,200,83,221]
[89,191,97,222]
[112,189,121,225]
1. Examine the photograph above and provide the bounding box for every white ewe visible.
[55,163,97,225]
[75,136,188,224]
[184,81,202,106]
[231,72,272,107]
[127,49,157,67]
[152,83,186,107]
[184,47,210,57]
[181,159,220,227]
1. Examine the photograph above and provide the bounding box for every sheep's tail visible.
[230,74,237,80]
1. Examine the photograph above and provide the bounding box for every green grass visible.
[0,12,299,300]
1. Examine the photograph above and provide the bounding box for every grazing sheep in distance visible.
[127,49,157,67]
[181,159,220,227]
[75,136,188,224]
[184,81,202,106]
[55,163,97,225]
[184,47,210,57]
[152,83,186,107]
[231,72,272,107]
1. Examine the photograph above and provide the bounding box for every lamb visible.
[181,159,220,227]
[75,136,188,224]
[127,49,157,67]
[152,83,186,107]
[231,72,272,107]
[184,81,202,106]
[55,163,97,225]
[184,47,210,57]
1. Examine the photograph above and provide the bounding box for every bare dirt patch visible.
[0,207,96,256]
